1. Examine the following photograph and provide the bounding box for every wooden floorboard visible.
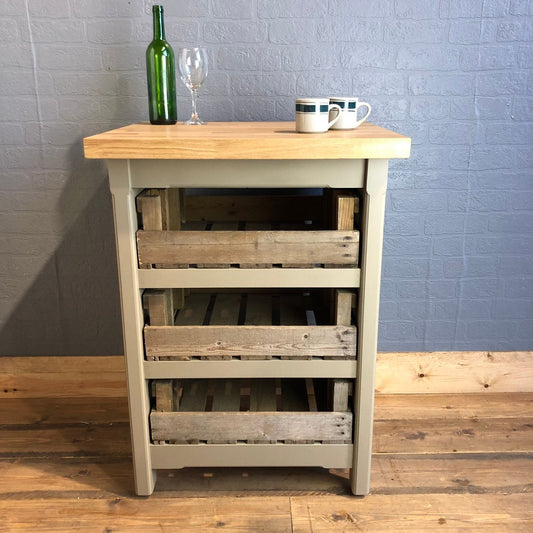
[0,357,531,531]
[289,494,532,532]
[1,454,530,499]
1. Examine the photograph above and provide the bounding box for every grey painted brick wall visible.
[0,0,532,355]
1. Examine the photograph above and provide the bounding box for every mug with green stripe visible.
[329,97,371,130]
[295,98,342,133]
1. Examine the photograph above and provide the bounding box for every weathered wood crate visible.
[143,289,356,361]
[150,378,353,445]
[136,189,360,269]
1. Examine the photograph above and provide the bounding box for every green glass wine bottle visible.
[146,5,177,125]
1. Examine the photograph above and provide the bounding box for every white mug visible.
[329,97,371,130]
[295,98,342,133]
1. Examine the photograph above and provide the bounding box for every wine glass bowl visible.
[178,47,208,125]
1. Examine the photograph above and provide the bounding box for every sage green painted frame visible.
[107,157,388,496]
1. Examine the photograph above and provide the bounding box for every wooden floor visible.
[0,356,532,532]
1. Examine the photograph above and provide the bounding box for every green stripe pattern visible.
[331,100,357,110]
[296,104,329,113]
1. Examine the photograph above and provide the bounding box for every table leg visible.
[351,159,388,495]
[108,160,156,496]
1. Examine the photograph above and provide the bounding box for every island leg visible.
[351,159,388,495]
[108,160,157,496]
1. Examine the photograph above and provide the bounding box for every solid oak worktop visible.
[83,121,411,160]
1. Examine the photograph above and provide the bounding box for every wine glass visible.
[178,47,208,125]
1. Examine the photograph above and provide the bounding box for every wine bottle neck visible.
[152,6,165,40]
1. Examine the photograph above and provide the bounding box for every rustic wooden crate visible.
[150,378,353,445]
[142,289,357,361]
[135,189,359,269]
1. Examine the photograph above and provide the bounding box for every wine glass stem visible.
[190,89,199,120]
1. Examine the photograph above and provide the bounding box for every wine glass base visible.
[184,118,206,125]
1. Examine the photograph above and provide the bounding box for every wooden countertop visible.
[83,122,411,160]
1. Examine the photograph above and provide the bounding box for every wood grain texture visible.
[376,351,533,394]
[151,411,352,443]
[289,494,532,532]
[374,392,533,420]
[0,455,530,498]
[144,325,356,359]
[373,417,533,454]
[143,289,173,326]
[0,424,132,456]
[0,356,127,399]
[0,366,531,532]
[83,121,411,160]
[0,497,293,532]
[136,229,359,267]
[136,191,163,231]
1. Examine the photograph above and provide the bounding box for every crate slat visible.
[144,325,356,359]
[143,289,174,327]
[210,379,242,443]
[206,293,242,360]
[248,379,277,443]
[150,411,352,443]
[200,222,238,269]
[243,294,273,360]
[173,380,209,444]
[179,380,209,411]
[329,289,354,417]
[249,379,277,411]
[280,294,311,360]
[212,379,242,412]
[143,289,174,364]
[240,222,273,268]
[326,192,358,269]
[137,230,359,268]
[154,380,175,412]
[166,189,186,306]
[137,190,164,231]
[174,293,211,326]
[210,293,242,325]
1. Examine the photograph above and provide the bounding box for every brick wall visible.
[0,0,531,354]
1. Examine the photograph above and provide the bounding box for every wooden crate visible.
[142,289,357,361]
[149,378,353,445]
[136,189,359,269]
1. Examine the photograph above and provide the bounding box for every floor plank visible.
[0,493,530,532]
[0,457,133,498]
[374,392,533,420]
[1,455,530,499]
[374,417,533,454]
[0,497,293,532]
[0,356,127,399]
[0,397,129,425]
[0,425,131,457]
[376,351,533,394]
[0,356,531,532]
[290,494,533,532]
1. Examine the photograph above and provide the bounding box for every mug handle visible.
[355,101,371,128]
[327,104,342,129]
